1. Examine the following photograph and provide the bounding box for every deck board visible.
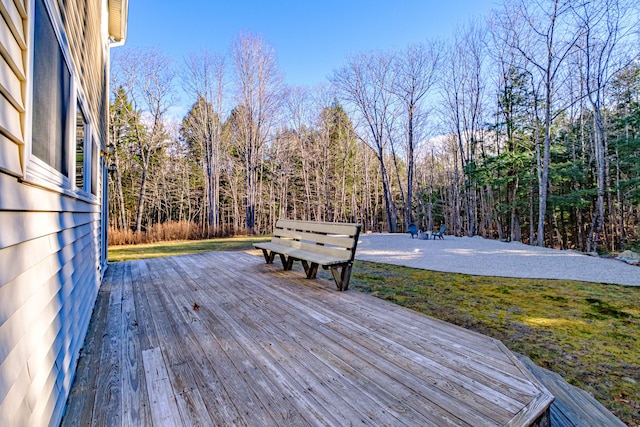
[60,260,113,426]
[198,265,412,426]
[144,271,216,426]
[90,262,123,426]
[120,262,151,425]
[515,354,626,427]
[62,251,553,426]
[215,260,506,424]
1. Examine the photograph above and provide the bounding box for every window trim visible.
[90,135,100,196]
[74,100,92,195]
[23,0,100,204]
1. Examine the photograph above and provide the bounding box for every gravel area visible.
[355,233,640,286]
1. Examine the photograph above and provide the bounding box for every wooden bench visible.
[253,219,362,291]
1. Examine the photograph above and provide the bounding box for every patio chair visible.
[434,224,446,239]
[408,223,418,238]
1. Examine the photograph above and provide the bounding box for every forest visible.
[107,0,640,253]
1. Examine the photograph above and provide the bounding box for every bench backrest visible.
[272,219,362,262]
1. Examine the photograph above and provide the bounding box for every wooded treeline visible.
[108,0,640,252]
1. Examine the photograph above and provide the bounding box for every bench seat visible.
[255,242,350,266]
[254,220,361,291]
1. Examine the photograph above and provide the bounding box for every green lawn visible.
[108,238,639,424]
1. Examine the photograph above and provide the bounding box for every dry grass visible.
[108,221,244,246]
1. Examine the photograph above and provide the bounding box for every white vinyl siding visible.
[0,0,27,177]
[0,0,112,425]
[0,203,101,425]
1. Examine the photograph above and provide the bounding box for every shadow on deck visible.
[62,251,553,426]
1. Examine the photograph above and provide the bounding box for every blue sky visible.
[125,0,499,87]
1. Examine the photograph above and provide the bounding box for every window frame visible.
[90,135,100,196]
[23,0,100,204]
[74,100,98,198]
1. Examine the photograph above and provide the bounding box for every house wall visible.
[60,0,109,140]
[0,0,110,425]
[0,0,26,178]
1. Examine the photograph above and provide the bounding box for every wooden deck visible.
[61,251,553,426]
[516,355,626,427]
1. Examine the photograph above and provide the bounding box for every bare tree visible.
[231,32,283,233]
[441,21,486,237]
[573,0,637,252]
[108,85,134,230]
[392,41,442,226]
[333,51,399,232]
[508,0,580,246]
[182,50,226,232]
[312,86,359,223]
[283,86,316,220]
[113,47,176,233]
[487,9,539,242]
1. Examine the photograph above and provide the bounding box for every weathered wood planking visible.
[210,252,540,424]
[63,251,553,426]
[143,264,218,426]
[192,255,462,426]
[142,347,182,427]
[166,269,310,426]
[90,262,123,426]
[171,256,344,426]
[516,354,625,427]
[170,255,397,426]
[120,262,152,425]
[59,261,113,426]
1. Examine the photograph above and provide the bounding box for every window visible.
[75,105,87,190]
[91,140,98,196]
[27,0,98,200]
[31,0,71,177]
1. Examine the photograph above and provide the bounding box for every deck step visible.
[515,354,626,427]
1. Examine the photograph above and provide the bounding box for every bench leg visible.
[330,264,353,291]
[260,249,276,264]
[285,257,295,271]
[301,261,319,279]
[279,254,294,271]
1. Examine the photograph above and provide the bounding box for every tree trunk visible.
[406,106,415,226]
[245,152,256,234]
[135,155,150,233]
[113,151,127,230]
[536,80,552,247]
[589,107,607,252]
[379,153,398,233]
